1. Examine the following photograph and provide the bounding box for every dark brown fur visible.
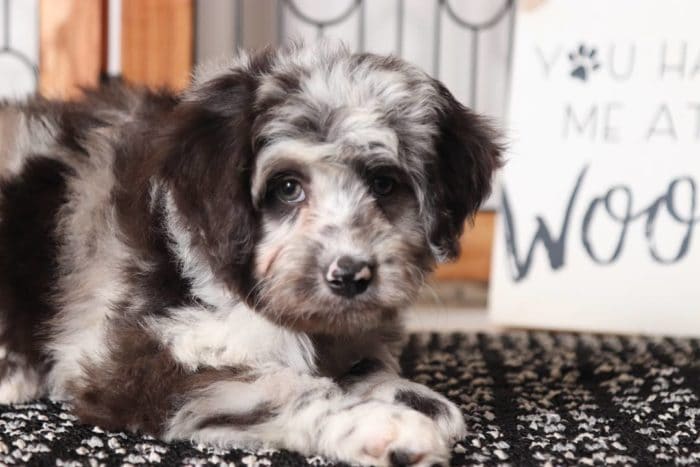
[429,80,504,259]
[395,389,449,419]
[156,71,262,302]
[73,321,253,435]
[0,157,72,368]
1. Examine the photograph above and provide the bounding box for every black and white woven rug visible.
[2,332,700,466]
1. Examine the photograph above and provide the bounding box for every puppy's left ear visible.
[158,70,260,297]
[426,82,503,262]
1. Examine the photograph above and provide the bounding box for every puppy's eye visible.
[371,176,395,197]
[276,178,306,204]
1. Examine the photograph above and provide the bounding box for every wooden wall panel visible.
[121,0,193,90]
[434,212,495,283]
[39,0,104,98]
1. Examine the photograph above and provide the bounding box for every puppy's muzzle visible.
[325,255,374,298]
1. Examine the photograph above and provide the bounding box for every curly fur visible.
[0,43,501,466]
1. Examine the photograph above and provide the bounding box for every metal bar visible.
[0,49,37,75]
[107,0,123,77]
[433,0,443,78]
[503,0,516,116]
[443,0,511,31]
[284,0,361,28]
[470,30,478,108]
[358,0,365,52]
[3,0,10,49]
[33,0,39,82]
[277,0,284,46]
[396,0,404,56]
[0,0,40,87]
[235,0,243,49]
[0,0,38,86]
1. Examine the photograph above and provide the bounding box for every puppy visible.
[0,43,501,466]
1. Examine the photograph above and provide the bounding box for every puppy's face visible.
[161,44,501,334]
[251,130,430,333]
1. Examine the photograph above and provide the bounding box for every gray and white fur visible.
[0,42,501,466]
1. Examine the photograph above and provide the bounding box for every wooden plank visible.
[121,0,193,90]
[434,211,495,283]
[39,0,105,98]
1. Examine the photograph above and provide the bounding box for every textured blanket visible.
[2,332,700,466]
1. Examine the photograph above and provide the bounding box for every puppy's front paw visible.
[361,378,465,446]
[326,401,449,467]
[392,385,466,445]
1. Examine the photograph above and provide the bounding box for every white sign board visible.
[490,0,700,336]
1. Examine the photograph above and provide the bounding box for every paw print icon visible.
[569,44,601,82]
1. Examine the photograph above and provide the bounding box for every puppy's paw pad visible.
[336,403,448,467]
[361,429,395,458]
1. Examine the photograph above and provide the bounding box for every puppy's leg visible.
[0,351,43,403]
[340,358,466,445]
[0,320,46,404]
[165,369,450,467]
[71,328,449,466]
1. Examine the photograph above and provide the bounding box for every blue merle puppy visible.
[0,43,501,466]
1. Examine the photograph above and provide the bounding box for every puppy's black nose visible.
[325,255,373,298]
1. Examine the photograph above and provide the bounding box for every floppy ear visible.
[158,71,260,297]
[427,82,503,262]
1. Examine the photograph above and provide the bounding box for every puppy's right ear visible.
[158,70,260,297]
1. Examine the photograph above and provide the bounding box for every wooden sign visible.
[490,0,700,336]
